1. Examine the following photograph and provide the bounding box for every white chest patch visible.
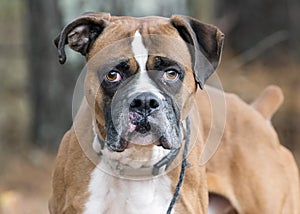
[83,162,174,214]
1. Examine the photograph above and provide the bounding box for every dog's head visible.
[55,12,224,152]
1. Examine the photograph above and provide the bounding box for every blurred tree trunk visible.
[25,0,75,148]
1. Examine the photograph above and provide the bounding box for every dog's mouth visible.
[128,112,151,134]
[104,110,182,152]
[107,122,172,152]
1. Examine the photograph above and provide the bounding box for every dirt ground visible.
[0,148,54,214]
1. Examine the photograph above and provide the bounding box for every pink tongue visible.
[129,123,136,132]
[128,112,139,132]
[129,112,139,120]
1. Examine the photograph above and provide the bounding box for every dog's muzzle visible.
[105,89,182,152]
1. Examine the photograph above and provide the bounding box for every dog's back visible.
[206,85,300,214]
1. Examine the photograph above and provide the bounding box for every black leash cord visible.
[166,116,191,214]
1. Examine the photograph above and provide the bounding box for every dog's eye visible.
[105,71,122,82]
[163,70,179,81]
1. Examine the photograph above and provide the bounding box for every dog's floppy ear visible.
[54,12,111,64]
[171,15,224,89]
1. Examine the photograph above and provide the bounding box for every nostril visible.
[149,99,159,109]
[130,99,142,108]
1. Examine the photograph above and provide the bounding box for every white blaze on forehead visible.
[130,30,164,100]
[132,30,148,72]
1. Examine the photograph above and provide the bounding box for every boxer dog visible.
[49,12,299,214]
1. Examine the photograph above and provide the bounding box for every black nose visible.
[129,92,160,115]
